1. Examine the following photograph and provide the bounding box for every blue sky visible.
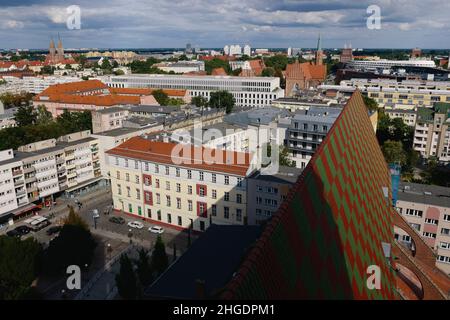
[1,0,450,49]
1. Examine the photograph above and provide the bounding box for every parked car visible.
[109,217,125,224]
[6,229,21,238]
[15,225,32,235]
[46,226,62,236]
[148,226,164,234]
[127,221,144,229]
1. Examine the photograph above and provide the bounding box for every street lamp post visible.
[128,229,133,244]
[107,243,112,261]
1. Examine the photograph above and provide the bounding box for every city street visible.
[1,188,197,300]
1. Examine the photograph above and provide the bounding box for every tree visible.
[116,254,139,299]
[151,235,168,277]
[204,58,231,75]
[15,105,36,126]
[362,95,378,112]
[41,208,96,275]
[134,248,153,287]
[382,140,407,165]
[261,67,276,77]
[35,105,53,125]
[191,96,208,110]
[208,90,235,114]
[279,145,295,167]
[0,236,42,300]
[152,89,169,105]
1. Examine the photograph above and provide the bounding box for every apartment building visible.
[92,107,129,133]
[0,104,17,129]
[247,166,302,225]
[394,182,450,275]
[384,108,417,127]
[102,74,284,108]
[320,79,450,108]
[346,59,436,70]
[413,103,450,162]
[285,107,341,169]
[106,136,256,232]
[0,131,104,223]
[0,149,29,224]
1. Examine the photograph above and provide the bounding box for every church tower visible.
[57,34,64,60]
[49,38,56,62]
[315,33,323,66]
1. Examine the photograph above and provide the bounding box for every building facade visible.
[394,182,450,275]
[285,107,341,169]
[106,137,256,232]
[102,74,284,108]
[413,103,450,162]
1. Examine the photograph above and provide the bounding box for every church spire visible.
[315,33,323,66]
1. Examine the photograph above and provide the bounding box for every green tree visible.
[151,235,169,277]
[41,208,96,275]
[208,90,235,114]
[382,140,407,165]
[135,248,153,287]
[152,89,169,105]
[279,145,295,167]
[0,236,42,300]
[15,105,36,126]
[362,95,379,112]
[35,105,53,125]
[204,58,231,75]
[191,96,208,109]
[116,254,140,299]
[261,67,276,77]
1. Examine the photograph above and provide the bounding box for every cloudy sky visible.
[1,0,450,49]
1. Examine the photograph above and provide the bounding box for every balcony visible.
[16,189,26,197]
[12,170,23,177]
[14,179,25,187]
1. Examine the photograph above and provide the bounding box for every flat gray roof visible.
[94,127,144,137]
[249,166,303,184]
[397,182,450,208]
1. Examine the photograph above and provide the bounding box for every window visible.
[410,223,421,231]
[236,209,242,222]
[425,218,438,225]
[166,181,170,191]
[224,175,229,185]
[197,185,207,197]
[117,184,122,195]
[144,175,152,186]
[155,179,160,188]
[155,164,159,173]
[138,206,142,216]
[236,194,242,204]
[125,173,130,182]
[176,183,181,192]
[441,228,450,236]
[135,175,139,184]
[165,166,169,175]
[145,162,149,171]
[199,171,204,181]
[115,157,119,166]
[256,197,262,204]
[156,193,160,204]
[167,214,172,224]
[126,186,131,197]
[212,205,217,216]
[178,216,182,226]
[212,173,216,183]
[166,195,171,207]
[187,170,192,179]
[116,171,120,179]
[136,189,140,200]
[124,159,129,168]
[177,198,181,209]
[157,210,161,221]
[134,161,138,169]
[212,189,217,199]
[405,209,423,217]
[197,202,207,217]
[224,207,230,219]
[423,232,437,239]
[188,185,193,194]
[437,255,450,264]
[444,214,450,222]
[128,203,133,213]
[144,191,153,205]
[224,192,230,201]
[188,200,193,211]
[237,178,242,187]
[176,168,180,177]
[440,242,450,250]
[147,208,152,218]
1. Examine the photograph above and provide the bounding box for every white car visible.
[148,226,164,234]
[128,221,144,229]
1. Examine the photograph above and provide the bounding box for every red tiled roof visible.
[285,61,326,81]
[41,93,140,106]
[211,67,227,76]
[106,136,252,176]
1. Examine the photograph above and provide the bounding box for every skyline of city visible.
[2,0,450,49]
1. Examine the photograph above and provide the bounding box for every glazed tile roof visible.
[221,91,398,299]
[106,136,253,176]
